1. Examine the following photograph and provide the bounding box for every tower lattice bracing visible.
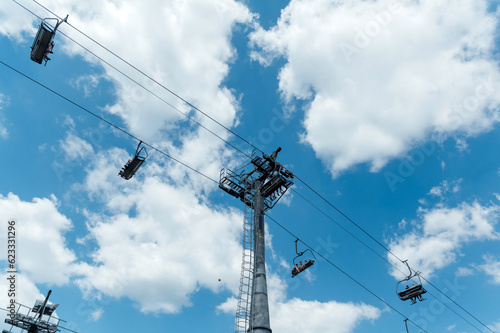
[220,147,294,333]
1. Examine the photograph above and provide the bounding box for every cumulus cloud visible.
[250,0,500,176]
[0,193,82,285]
[388,201,500,278]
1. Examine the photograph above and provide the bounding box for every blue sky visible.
[1,0,500,332]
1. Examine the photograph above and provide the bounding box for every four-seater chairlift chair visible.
[119,141,148,180]
[30,15,68,66]
[396,260,427,304]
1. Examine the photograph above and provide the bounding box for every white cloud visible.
[478,254,500,285]
[217,271,382,333]
[271,298,381,333]
[60,132,94,161]
[70,74,105,97]
[0,1,36,41]
[455,266,474,277]
[216,296,237,315]
[429,185,444,197]
[249,0,500,176]
[428,179,463,198]
[89,308,104,322]
[0,193,82,285]
[388,201,499,278]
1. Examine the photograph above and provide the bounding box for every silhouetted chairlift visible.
[119,141,148,180]
[396,260,427,304]
[291,239,316,278]
[30,15,68,66]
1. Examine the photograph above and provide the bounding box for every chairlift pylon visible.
[396,260,427,304]
[119,141,148,180]
[291,239,316,278]
[30,15,68,65]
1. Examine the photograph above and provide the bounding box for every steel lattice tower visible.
[220,147,294,333]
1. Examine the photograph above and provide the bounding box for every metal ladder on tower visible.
[235,193,255,333]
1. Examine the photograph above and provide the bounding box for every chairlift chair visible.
[291,239,316,278]
[30,16,68,65]
[119,141,148,180]
[396,260,427,304]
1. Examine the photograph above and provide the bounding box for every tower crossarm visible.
[219,168,245,198]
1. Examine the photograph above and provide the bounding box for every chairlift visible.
[396,260,427,304]
[291,239,316,278]
[30,15,68,65]
[119,141,148,180]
